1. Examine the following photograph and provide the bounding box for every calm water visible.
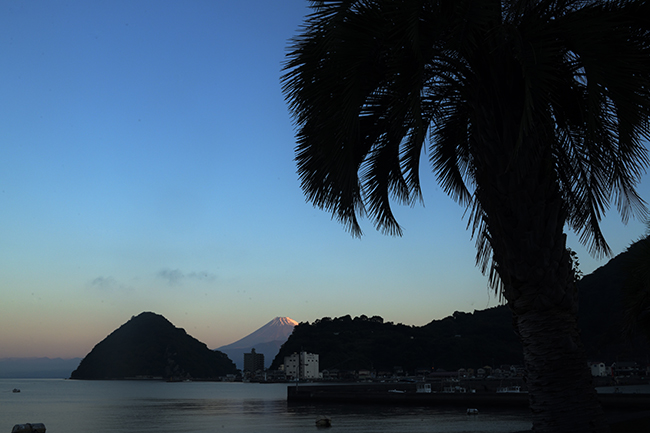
[1,379,532,433]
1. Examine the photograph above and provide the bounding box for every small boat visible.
[315,416,331,427]
[467,408,479,415]
[12,424,46,433]
[388,389,406,393]
[12,388,20,393]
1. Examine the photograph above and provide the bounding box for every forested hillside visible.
[271,308,521,372]
[273,239,650,372]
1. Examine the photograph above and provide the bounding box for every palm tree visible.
[282,1,650,432]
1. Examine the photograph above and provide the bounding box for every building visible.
[284,351,320,379]
[243,348,265,373]
[589,362,608,377]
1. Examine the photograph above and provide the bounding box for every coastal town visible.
[242,349,650,393]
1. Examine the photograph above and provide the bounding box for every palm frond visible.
[284,0,650,293]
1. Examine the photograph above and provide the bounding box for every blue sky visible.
[1,0,648,359]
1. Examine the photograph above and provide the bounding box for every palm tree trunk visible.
[468,53,610,430]
[517,296,607,432]
[476,161,609,432]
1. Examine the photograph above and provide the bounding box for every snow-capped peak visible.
[218,317,298,350]
[269,317,298,327]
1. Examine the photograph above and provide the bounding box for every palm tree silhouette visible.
[282,1,650,431]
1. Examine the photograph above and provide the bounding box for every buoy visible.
[315,416,331,427]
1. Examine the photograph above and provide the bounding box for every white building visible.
[284,351,320,379]
[589,362,607,377]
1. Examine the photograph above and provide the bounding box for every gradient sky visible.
[1,0,649,359]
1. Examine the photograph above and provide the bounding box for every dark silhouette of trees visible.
[273,249,650,375]
[622,233,650,340]
[272,309,523,372]
[282,1,650,431]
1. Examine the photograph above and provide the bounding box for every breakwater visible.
[288,383,529,407]
[287,383,650,410]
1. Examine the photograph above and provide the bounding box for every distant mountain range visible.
[0,357,82,378]
[216,317,298,369]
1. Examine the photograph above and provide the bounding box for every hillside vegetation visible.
[271,308,520,372]
[274,239,650,372]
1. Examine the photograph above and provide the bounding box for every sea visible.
[1,379,533,433]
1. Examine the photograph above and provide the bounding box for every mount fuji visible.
[216,317,298,370]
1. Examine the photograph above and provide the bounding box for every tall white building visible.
[284,351,320,379]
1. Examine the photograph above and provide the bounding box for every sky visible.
[1,0,649,359]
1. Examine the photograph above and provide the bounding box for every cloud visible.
[157,268,216,285]
[90,276,131,291]
[157,269,184,285]
[91,276,117,290]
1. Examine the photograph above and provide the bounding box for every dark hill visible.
[70,312,237,380]
[271,311,520,372]
[578,238,650,363]
[273,240,650,372]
